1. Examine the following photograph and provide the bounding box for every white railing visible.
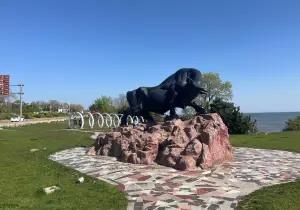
[68,112,144,129]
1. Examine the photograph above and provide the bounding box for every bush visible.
[283,116,300,131]
[181,106,197,121]
[0,113,12,120]
[31,112,66,118]
[23,113,34,119]
[210,98,257,134]
[89,96,116,113]
[44,112,53,118]
[33,113,43,118]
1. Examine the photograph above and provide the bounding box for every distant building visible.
[58,108,69,113]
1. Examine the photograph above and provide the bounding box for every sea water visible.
[247,112,300,132]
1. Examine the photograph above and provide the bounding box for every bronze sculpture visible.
[126,68,207,121]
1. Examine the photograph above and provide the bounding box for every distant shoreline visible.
[245,111,300,114]
[246,112,300,132]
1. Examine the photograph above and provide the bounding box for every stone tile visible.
[196,188,216,195]
[49,147,300,210]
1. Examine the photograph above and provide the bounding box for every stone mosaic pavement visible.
[49,147,300,210]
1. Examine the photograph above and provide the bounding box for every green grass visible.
[230,131,300,210]
[0,122,127,210]
[1,123,299,210]
[230,131,300,153]
[236,181,300,210]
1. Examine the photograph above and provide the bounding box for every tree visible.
[48,100,60,112]
[69,104,84,112]
[283,116,300,131]
[23,102,40,113]
[113,94,129,113]
[89,96,115,113]
[34,101,48,112]
[201,72,233,108]
[210,98,257,134]
[0,90,18,113]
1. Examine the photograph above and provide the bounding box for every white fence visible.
[68,112,144,129]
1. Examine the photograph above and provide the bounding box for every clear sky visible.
[0,0,299,112]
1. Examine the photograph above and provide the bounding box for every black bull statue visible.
[126,68,207,121]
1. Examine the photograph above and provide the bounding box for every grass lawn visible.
[0,122,127,210]
[231,131,300,210]
[236,181,300,210]
[230,131,300,153]
[0,122,299,210]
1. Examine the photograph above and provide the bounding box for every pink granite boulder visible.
[88,113,233,171]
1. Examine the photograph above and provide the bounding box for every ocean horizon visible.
[246,112,300,133]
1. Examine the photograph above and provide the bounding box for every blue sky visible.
[0,0,299,112]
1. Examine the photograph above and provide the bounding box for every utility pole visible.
[11,83,24,118]
[19,84,24,117]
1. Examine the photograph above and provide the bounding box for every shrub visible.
[210,98,257,134]
[0,113,12,120]
[33,113,43,118]
[89,96,116,113]
[181,106,197,121]
[283,116,300,131]
[23,113,34,119]
[44,112,53,118]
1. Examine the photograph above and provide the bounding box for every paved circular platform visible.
[50,147,300,210]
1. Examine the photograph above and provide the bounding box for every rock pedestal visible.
[87,113,233,171]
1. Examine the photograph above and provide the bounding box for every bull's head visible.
[126,90,141,114]
[186,70,207,95]
[186,76,208,96]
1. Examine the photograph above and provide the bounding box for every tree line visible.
[0,97,83,120]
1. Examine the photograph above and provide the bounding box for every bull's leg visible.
[166,86,179,119]
[169,107,178,119]
[166,86,177,105]
[120,113,129,126]
[142,111,155,123]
